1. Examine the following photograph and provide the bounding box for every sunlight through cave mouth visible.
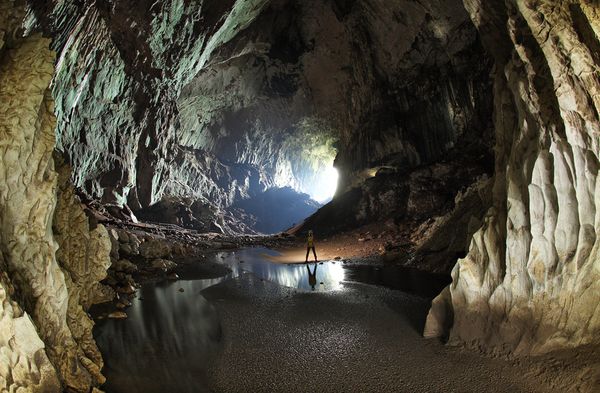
[310,165,339,204]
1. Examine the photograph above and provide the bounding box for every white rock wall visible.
[426,0,600,355]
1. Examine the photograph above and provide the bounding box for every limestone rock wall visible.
[426,0,600,354]
[26,0,493,219]
[30,0,270,210]
[0,3,113,391]
[0,9,59,393]
[52,157,115,387]
[179,0,494,194]
[0,267,61,393]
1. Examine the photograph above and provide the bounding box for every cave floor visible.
[201,273,578,393]
[95,248,599,393]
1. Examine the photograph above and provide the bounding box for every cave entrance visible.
[232,153,339,235]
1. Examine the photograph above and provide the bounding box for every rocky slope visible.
[426,0,600,355]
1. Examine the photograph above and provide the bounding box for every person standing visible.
[305,229,318,263]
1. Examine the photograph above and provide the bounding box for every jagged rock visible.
[412,175,493,272]
[426,0,600,354]
[299,159,491,239]
[150,259,178,273]
[116,284,136,295]
[31,0,271,212]
[111,259,138,274]
[139,237,172,259]
[0,6,110,390]
[107,229,120,259]
[116,230,141,256]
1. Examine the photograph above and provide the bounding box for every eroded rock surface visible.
[0,3,112,391]
[426,0,600,355]
[29,0,271,213]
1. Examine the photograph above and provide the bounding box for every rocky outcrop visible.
[411,174,493,273]
[0,6,60,392]
[297,153,492,256]
[0,271,61,393]
[52,158,114,387]
[426,0,600,354]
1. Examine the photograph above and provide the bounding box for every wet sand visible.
[202,274,565,393]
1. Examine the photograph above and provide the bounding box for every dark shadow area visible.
[343,265,451,333]
[343,265,451,298]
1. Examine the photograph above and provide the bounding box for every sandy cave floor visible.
[202,273,600,393]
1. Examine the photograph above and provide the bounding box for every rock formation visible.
[30,0,272,212]
[0,2,113,391]
[425,0,600,355]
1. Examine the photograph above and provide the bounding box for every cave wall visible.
[30,0,271,212]
[0,2,113,391]
[426,0,600,354]
[0,4,61,392]
[27,0,493,222]
[178,0,494,194]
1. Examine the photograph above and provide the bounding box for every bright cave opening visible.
[310,165,338,203]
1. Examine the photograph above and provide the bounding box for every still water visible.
[94,247,450,393]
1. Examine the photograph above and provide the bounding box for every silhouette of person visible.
[305,229,318,263]
[306,264,317,290]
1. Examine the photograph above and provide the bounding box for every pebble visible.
[178,288,184,292]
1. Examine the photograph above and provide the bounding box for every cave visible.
[1,0,599,392]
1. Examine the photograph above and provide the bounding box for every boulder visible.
[150,259,178,273]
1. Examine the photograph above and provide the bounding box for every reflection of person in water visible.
[305,229,318,263]
[306,264,317,290]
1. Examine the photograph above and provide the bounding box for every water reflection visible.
[94,279,222,393]
[209,248,346,291]
[307,264,318,290]
[343,265,452,298]
[201,248,450,297]
[94,248,451,392]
